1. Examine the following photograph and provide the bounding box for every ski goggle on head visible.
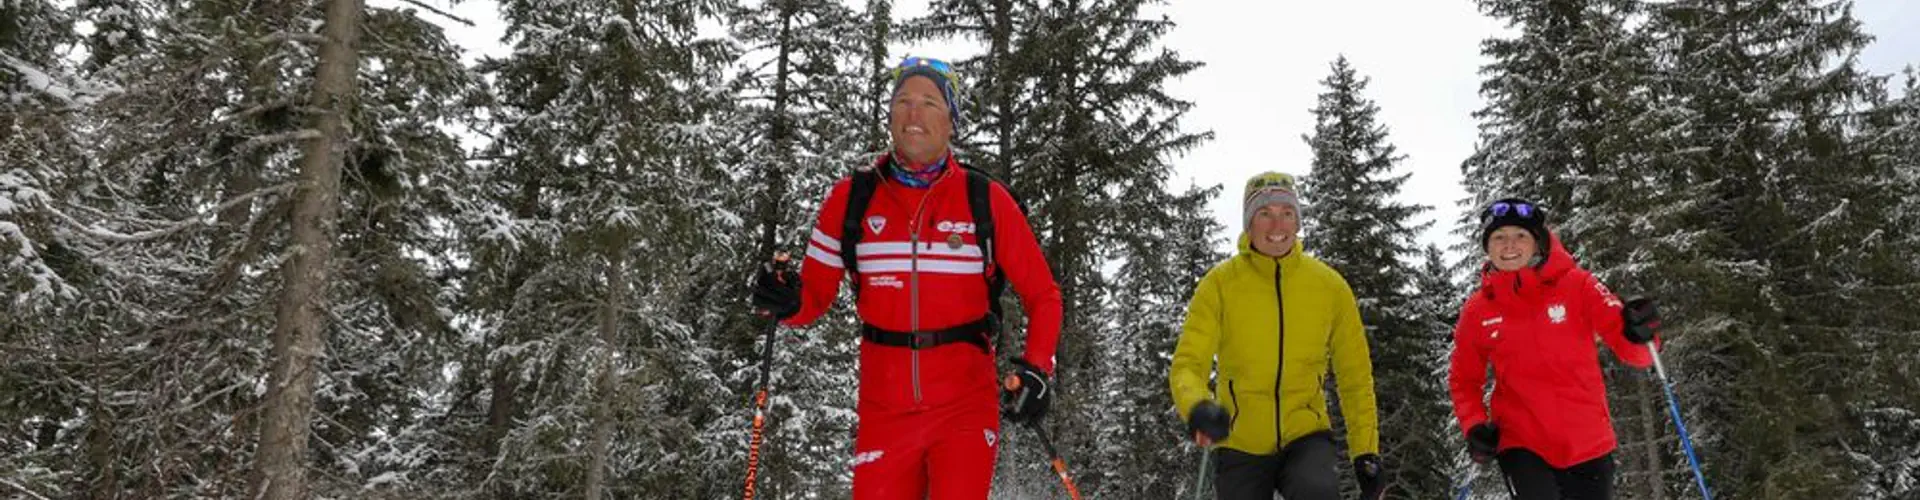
[892,56,958,80]
[1482,200,1540,222]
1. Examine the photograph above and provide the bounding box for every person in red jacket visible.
[751,56,1063,500]
[1448,198,1663,500]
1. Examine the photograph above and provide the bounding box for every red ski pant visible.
[851,396,1001,499]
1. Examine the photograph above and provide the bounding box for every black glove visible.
[749,255,800,320]
[1187,400,1230,445]
[1622,296,1660,345]
[1000,358,1050,424]
[1467,423,1499,463]
[1353,454,1388,500]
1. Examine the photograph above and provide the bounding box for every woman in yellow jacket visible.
[1168,171,1387,500]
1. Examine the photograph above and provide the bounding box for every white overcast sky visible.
[424,0,1919,255]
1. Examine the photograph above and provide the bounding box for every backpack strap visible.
[841,169,881,290]
[962,166,1010,336]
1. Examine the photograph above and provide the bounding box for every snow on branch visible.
[0,478,51,500]
[241,129,324,151]
[0,220,75,302]
[57,182,297,243]
[393,0,477,27]
[1,52,122,109]
[1768,197,1848,250]
[254,31,330,46]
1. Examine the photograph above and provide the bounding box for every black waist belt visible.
[860,316,997,351]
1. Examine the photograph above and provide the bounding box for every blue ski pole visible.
[1453,465,1478,500]
[1650,344,1713,500]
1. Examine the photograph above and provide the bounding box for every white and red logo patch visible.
[867,275,904,289]
[936,220,976,234]
[853,450,884,468]
[1594,281,1623,308]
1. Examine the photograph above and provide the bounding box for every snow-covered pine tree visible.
[719,0,876,495]
[1409,245,1484,497]
[1868,68,1920,499]
[1637,1,1918,496]
[252,0,365,496]
[0,0,81,310]
[2,0,465,495]
[302,5,480,496]
[1828,60,1920,500]
[471,0,738,497]
[1299,55,1448,498]
[1461,0,1658,227]
[0,3,88,496]
[50,1,474,495]
[1096,182,1223,498]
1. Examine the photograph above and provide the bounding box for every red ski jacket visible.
[785,159,1062,415]
[1449,232,1653,468]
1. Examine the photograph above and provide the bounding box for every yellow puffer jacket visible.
[1168,236,1379,457]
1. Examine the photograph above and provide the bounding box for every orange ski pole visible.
[1029,424,1083,500]
[742,252,792,500]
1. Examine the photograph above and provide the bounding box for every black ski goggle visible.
[1483,201,1539,221]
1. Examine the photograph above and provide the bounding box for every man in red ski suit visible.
[752,56,1062,500]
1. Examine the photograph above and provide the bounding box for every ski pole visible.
[1188,446,1212,500]
[1650,344,1713,500]
[742,252,792,500]
[1453,465,1477,500]
[1028,423,1083,500]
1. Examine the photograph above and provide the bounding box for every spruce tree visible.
[722,0,876,495]
[0,0,80,308]
[1640,1,1917,495]
[473,0,738,496]
[0,4,86,495]
[1299,55,1447,498]
[1098,183,1223,498]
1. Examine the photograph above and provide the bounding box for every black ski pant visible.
[1496,448,1614,500]
[1211,430,1340,500]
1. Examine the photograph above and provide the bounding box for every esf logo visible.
[936,220,976,234]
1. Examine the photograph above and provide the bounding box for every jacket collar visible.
[872,151,961,189]
[1236,233,1306,276]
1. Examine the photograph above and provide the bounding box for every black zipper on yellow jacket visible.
[1272,258,1285,453]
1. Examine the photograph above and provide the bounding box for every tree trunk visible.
[583,250,630,500]
[864,1,892,152]
[251,0,361,496]
[990,0,1012,180]
[756,0,798,259]
[483,179,543,500]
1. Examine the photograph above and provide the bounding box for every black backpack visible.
[838,161,1028,334]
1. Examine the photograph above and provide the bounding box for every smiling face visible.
[888,75,953,165]
[1485,226,1538,271]
[1248,203,1299,257]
